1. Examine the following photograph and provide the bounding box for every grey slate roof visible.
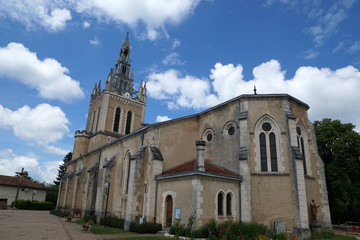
[151,147,163,161]
[131,145,147,160]
[103,155,116,168]
[87,162,99,172]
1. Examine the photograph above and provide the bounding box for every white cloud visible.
[147,69,212,109]
[0,0,71,32]
[303,49,319,59]
[156,115,172,122]
[306,0,357,46]
[83,20,91,29]
[172,39,181,49]
[89,36,100,46]
[0,104,70,149]
[264,0,357,46]
[162,53,184,66]
[147,60,360,129]
[0,148,61,183]
[348,41,360,54]
[41,145,70,156]
[0,42,84,102]
[0,0,200,39]
[71,0,201,40]
[333,41,345,53]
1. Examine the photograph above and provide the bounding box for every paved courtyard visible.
[0,209,101,240]
[0,209,165,240]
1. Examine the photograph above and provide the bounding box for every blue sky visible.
[0,0,359,183]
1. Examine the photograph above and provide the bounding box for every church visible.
[56,33,331,238]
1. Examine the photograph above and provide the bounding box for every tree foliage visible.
[53,152,72,186]
[15,170,33,181]
[314,118,360,223]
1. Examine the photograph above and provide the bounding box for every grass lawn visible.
[75,220,134,235]
[330,235,356,240]
[108,238,169,240]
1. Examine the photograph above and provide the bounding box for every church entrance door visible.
[165,195,173,227]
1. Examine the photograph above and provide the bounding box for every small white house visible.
[0,175,48,208]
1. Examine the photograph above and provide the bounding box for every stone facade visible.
[56,35,331,238]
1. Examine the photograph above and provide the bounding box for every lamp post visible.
[14,168,25,209]
[32,189,37,201]
[103,182,110,228]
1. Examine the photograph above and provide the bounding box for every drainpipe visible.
[238,181,242,222]
[153,180,158,223]
[141,181,148,223]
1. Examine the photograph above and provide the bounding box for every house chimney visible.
[195,140,206,172]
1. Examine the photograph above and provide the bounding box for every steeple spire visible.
[120,32,130,62]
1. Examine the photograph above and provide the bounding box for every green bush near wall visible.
[11,200,54,210]
[49,210,71,217]
[130,222,162,234]
[100,216,125,229]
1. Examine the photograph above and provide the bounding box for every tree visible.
[54,152,72,186]
[15,170,33,181]
[314,118,360,223]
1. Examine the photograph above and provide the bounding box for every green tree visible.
[314,118,360,223]
[53,152,72,186]
[15,170,33,181]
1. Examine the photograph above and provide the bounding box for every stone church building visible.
[56,34,331,238]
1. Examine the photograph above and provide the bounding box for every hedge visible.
[100,216,124,229]
[130,222,162,234]
[11,200,54,210]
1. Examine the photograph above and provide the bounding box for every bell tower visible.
[72,33,147,159]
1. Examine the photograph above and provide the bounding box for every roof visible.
[69,93,309,164]
[161,160,239,177]
[0,175,48,190]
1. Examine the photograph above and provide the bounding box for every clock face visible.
[124,92,130,98]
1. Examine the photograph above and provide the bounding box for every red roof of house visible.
[161,160,239,177]
[0,175,48,190]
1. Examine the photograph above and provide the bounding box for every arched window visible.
[217,192,224,215]
[113,108,121,132]
[91,111,96,132]
[296,126,307,175]
[256,117,281,172]
[260,132,267,171]
[95,107,101,132]
[124,82,128,92]
[269,133,278,172]
[125,111,132,134]
[122,65,127,75]
[226,193,232,215]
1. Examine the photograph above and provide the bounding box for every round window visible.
[262,122,272,131]
[207,133,213,141]
[202,129,214,143]
[296,127,301,135]
[228,126,235,135]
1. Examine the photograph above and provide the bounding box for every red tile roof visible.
[0,175,48,190]
[161,160,239,177]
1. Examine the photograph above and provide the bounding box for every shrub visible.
[11,200,54,210]
[84,215,97,224]
[236,222,267,239]
[311,230,335,239]
[50,210,70,217]
[130,222,162,234]
[29,201,54,210]
[276,233,287,240]
[100,216,124,229]
[169,219,187,236]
